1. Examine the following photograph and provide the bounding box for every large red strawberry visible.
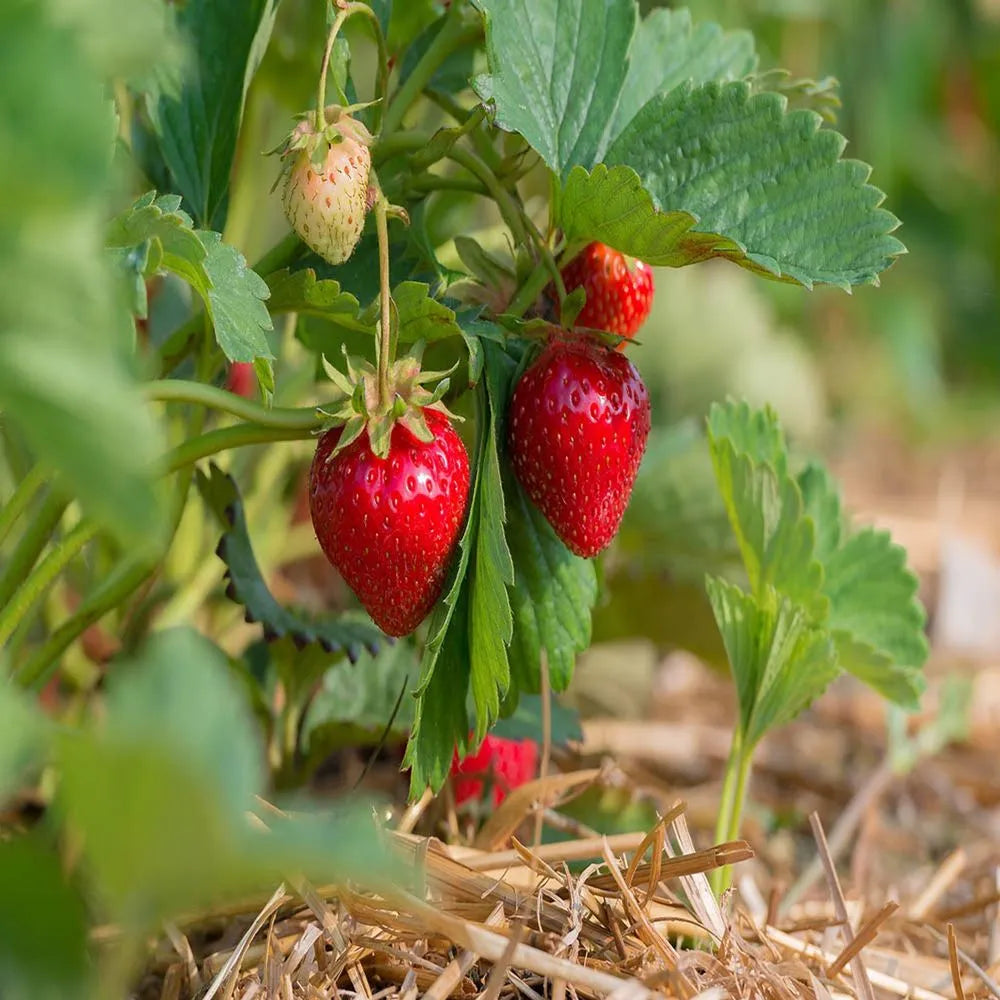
[508,332,650,557]
[451,734,538,807]
[309,350,470,637]
[560,243,654,341]
[276,109,372,266]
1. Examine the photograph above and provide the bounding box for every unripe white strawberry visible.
[278,113,372,266]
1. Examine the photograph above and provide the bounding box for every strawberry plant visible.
[0,0,930,992]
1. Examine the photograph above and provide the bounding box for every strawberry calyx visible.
[268,103,376,189]
[317,342,460,461]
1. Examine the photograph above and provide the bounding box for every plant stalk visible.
[381,8,482,137]
[711,727,753,895]
[0,520,100,649]
[146,380,321,430]
[374,192,393,409]
[0,465,48,548]
[0,490,69,610]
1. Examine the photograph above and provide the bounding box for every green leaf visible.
[606,82,905,288]
[405,335,519,792]
[266,267,363,325]
[558,164,740,267]
[198,230,274,363]
[797,461,844,564]
[106,192,207,286]
[472,0,637,176]
[356,282,466,345]
[0,837,90,1000]
[404,580,472,796]
[146,0,280,229]
[197,465,385,657]
[504,470,597,694]
[707,578,838,748]
[796,462,927,708]
[0,4,166,547]
[492,694,583,745]
[107,194,275,364]
[401,12,477,94]
[396,282,464,344]
[57,629,399,924]
[468,345,515,739]
[707,401,825,616]
[610,7,756,140]
[301,642,418,769]
[824,529,928,707]
[0,686,49,806]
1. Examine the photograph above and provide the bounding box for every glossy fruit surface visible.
[309,409,470,636]
[451,734,538,807]
[560,242,654,341]
[508,334,650,557]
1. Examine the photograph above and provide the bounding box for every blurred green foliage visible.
[646,0,999,430]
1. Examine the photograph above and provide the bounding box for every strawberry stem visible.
[374,188,393,410]
[381,4,482,136]
[316,2,388,134]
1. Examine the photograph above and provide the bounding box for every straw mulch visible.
[138,689,1000,1000]
[137,435,1000,1000]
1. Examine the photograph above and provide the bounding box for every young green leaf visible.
[266,268,363,327]
[146,0,280,229]
[707,402,825,616]
[606,82,905,288]
[197,465,384,658]
[108,194,275,365]
[706,578,839,748]
[797,461,844,563]
[824,528,928,707]
[797,461,927,707]
[198,230,274,364]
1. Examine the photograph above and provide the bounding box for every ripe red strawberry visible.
[225,361,255,399]
[278,112,371,266]
[560,243,654,342]
[508,333,650,557]
[451,734,538,807]
[309,407,470,637]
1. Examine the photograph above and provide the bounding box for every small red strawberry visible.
[451,734,538,807]
[226,361,256,399]
[508,332,650,557]
[560,243,654,342]
[309,352,470,637]
[276,108,372,266]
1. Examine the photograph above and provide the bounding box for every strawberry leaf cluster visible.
[476,0,903,289]
[705,400,929,755]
